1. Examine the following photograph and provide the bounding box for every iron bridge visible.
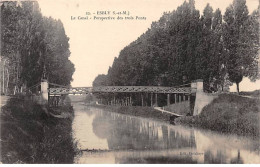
[48,86,191,95]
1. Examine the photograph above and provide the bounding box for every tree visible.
[247,6,260,80]
[196,4,214,86]
[1,2,25,94]
[93,74,108,86]
[43,18,75,86]
[95,0,258,97]
[223,0,259,93]
[192,4,232,92]
[1,1,75,94]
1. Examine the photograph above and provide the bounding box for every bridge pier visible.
[192,79,218,116]
[41,79,48,105]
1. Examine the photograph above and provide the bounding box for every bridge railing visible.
[48,86,191,95]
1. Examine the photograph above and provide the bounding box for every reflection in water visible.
[72,104,109,150]
[92,111,196,151]
[72,103,260,164]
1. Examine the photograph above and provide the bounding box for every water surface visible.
[72,103,260,164]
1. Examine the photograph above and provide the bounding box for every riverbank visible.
[175,94,260,138]
[0,96,78,163]
[89,104,172,122]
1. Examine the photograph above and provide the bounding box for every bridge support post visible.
[113,96,116,106]
[174,94,177,103]
[141,94,144,107]
[150,93,153,107]
[155,93,158,107]
[167,94,170,106]
[179,94,182,102]
[41,79,49,105]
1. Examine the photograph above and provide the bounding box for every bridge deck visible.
[48,86,191,95]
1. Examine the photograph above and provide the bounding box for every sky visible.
[37,0,260,91]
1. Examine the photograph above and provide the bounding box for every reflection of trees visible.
[115,155,198,164]
[92,115,112,139]
[92,110,196,150]
[230,150,244,164]
[83,107,94,116]
[203,149,244,164]
[204,149,227,163]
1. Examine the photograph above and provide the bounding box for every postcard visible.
[0,0,259,164]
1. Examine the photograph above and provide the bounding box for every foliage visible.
[93,0,259,94]
[223,0,260,92]
[175,94,260,138]
[1,1,75,94]
[0,96,78,163]
[92,74,108,86]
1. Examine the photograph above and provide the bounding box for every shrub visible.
[176,94,260,138]
[1,96,78,163]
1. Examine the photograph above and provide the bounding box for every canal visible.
[72,102,260,164]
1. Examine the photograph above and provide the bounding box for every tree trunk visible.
[236,82,240,94]
[14,86,17,95]
[2,59,6,94]
[6,68,9,94]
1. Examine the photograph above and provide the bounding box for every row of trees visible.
[0,1,75,95]
[93,0,259,93]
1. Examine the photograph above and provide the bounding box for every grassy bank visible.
[90,104,172,122]
[175,94,260,138]
[0,96,78,163]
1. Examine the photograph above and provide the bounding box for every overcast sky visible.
[37,0,259,91]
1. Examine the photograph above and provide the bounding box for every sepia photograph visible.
[0,0,260,164]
